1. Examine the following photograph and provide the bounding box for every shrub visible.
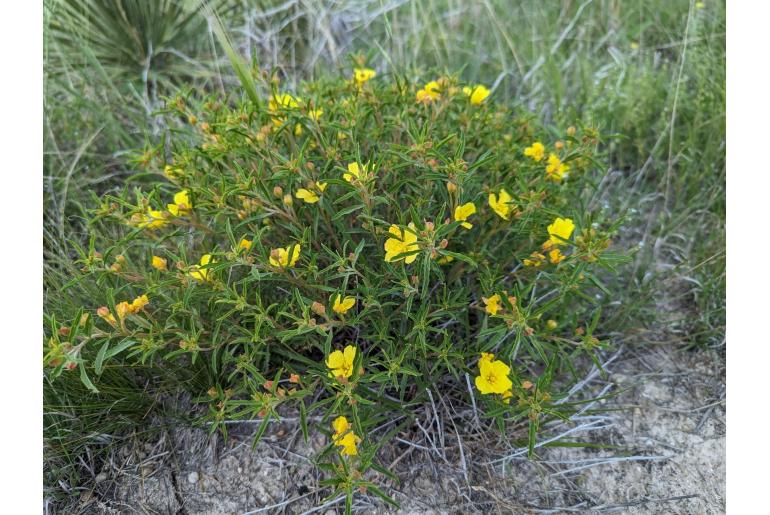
[44,68,628,510]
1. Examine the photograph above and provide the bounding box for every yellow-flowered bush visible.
[43,70,627,509]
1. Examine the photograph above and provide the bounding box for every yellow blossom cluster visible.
[129,190,192,230]
[97,294,149,326]
[524,141,570,182]
[332,416,361,456]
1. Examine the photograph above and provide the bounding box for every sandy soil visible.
[73,341,724,515]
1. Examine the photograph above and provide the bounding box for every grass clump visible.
[44,67,629,510]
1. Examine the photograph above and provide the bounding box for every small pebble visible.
[187,471,199,484]
[95,472,108,483]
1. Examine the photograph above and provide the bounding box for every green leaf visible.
[79,364,99,394]
[94,340,110,376]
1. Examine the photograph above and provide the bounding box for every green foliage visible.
[43,0,725,509]
[44,72,628,508]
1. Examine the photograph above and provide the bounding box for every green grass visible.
[43,0,725,507]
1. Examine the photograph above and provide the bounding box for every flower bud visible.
[566,126,576,137]
[446,182,457,193]
[188,114,198,125]
[282,194,293,206]
[547,319,558,330]
[273,186,283,198]
[554,140,564,150]
[439,239,449,249]
[311,301,326,316]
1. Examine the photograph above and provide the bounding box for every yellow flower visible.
[238,238,253,252]
[268,93,299,112]
[462,85,490,105]
[295,181,327,203]
[308,109,323,121]
[269,93,300,128]
[437,255,455,265]
[454,202,477,229]
[188,254,214,282]
[326,345,357,379]
[332,294,356,315]
[523,251,546,267]
[353,68,377,85]
[129,294,149,313]
[548,248,566,264]
[97,306,117,326]
[115,301,130,320]
[502,389,514,404]
[151,255,167,271]
[167,190,192,216]
[545,153,569,181]
[384,223,419,264]
[130,209,168,230]
[475,358,513,395]
[344,162,369,183]
[164,165,182,181]
[488,189,514,220]
[295,189,320,203]
[547,217,575,246]
[523,142,546,161]
[479,352,495,366]
[269,244,301,268]
[332,416,361,456]
[483,294,502,316]
[416,81,442,103]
